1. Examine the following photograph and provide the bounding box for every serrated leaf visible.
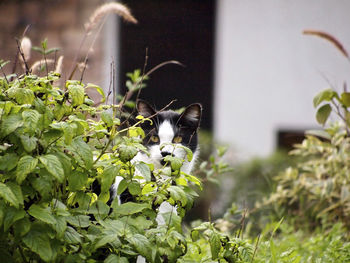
[316,104,332,125]
[0,114,23,137]
[16,155,38,184]
[210,232,221,260]
[23,226,53,261]
[70,137,93,169]
[7,182,23,206]
[168,186,187,206]
[64,226,82,244]
[128,181,141,195]
[66,215,90,228]
[118,145,138,163]
[164,155,183,171]
[14,217,31,237]
[127,234,152,261]
[20,135,37,152]
[141,182,157,195]
[28,204,56,225]
[115,202,150,216]
[68,171,88,191]
[104,254,128,263]
[3,206,25,231]
[135,162,151,181]
[0,183,19,208]
[68,84,84,106]
[15,88,35,104]
[0,153,18,171]
[101,110,113,127]
[22,109,40,127]
[101,165,120,193]
[39,154,65,182]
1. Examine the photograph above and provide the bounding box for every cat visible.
[110,99,202,209]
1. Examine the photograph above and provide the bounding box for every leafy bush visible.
[260,31,350,232]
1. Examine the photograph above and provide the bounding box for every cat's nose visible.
[161,151,172,157]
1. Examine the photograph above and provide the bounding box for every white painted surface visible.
[214,0,350,158]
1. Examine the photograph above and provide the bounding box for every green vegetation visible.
[0,4,349,260]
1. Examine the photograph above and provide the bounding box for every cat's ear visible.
[178,103,202,128]
[136,99,156,118]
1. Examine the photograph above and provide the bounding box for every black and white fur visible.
[110,100,201,263]
[110,100,201,209]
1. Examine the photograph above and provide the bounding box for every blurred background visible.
[1,0,350,218]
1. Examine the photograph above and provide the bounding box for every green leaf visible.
[68,171,88,191]
[14,217,31,237]
[64,226,82,244]
[168,186,187,206]
[210,232,221,260]
[16,155,38,184]
[95,235,120,250]
[313,89,335,108]
[0,183,19,208]
[341,92,350,107]
[28,204,56,225]
[15,88,35,104]
[164,155,183,171]
[117,179,128,195]
[128,181,141,195]
[118,145,138,163]
[3,206,25,231]
[23,225,54,261]
[39,154,65,182]
[20,135,37,152]
[101,165,120,193]
[127,234,152,261]
[7,182,24,206]
[135,162,151,181]
[115,202,150,216]
[70,137,93,169]
[141,182,157,195]
[22,109,41,128]
[316,104,332,125]
[104,255,128,263]
[0,153,18,171]
[86,83,106,103]
[66,215,90,228]
[101,110,113,127]
[68,83,84,106]
[0,114,23,137]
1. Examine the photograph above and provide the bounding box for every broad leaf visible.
[16,155,38,184]
[0,183,19,208]
[28,204,56,225]
[39,154,65,182]
[114,202,150,216]
[316,104,332,125]
[0,114,23,137]
[23,225,54,261]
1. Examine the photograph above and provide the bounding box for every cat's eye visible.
[173,136,182,143]
[150,135,159,143]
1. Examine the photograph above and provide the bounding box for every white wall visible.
[214,0,350,159]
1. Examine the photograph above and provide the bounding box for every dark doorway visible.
[118,0,215,130]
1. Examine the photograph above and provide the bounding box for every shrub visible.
[260,31,350,232]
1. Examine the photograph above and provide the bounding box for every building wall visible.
[214,0,350,159]
[0,0,112,100]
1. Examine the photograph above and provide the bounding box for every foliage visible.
[259,33,350,232]
[254,221,350,263]
[0,67,201,262]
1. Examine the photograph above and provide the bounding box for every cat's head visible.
[136,99,202,173]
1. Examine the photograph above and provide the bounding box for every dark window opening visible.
[118,0,215,130]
